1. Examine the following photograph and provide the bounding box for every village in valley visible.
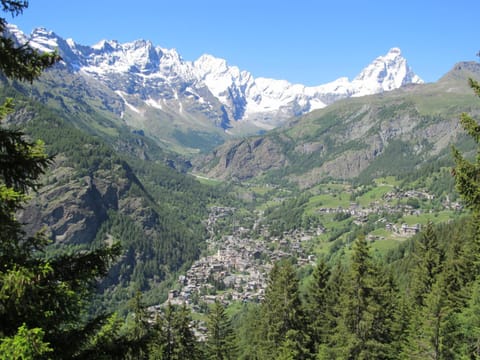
[161,205,314,309]
[155,185,462,316]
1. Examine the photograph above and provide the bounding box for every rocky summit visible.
[6,24,422,134]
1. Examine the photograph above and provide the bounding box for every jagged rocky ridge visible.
[6,24,422,134]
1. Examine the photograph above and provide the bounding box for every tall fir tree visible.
[458,278,480,358]
[316,261,347,359]
[205,300,237,360]
[234,303,263,360]
[305,258,331,351]
[451,73,480,360]
[172,304,199,360]
[452,78,480,275]
[409,221,445,307]
[0,1,121,358]
[123,291,153,359]
[331,236,399,359]
[258,259,311,359]
[149,303,201,360]
[401,275,462,360]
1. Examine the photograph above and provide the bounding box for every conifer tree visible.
[305,258,331,350]
[0,2,121,358]
[150,304,176,359]
[401,275,462,360]
[459,278,480,358]
[452,78,480,274]
[331,236,399,359]
[205,300,237,360]
[451,75,480,360]
[123,291,152,359]
[315,261,347,359]
[259,259,311,359]
[442,236,469,310]
[234,303,263,360]
[410,221,444,307]
[276,329,312,360]
[172,304,199,360]
[149,303,201,360]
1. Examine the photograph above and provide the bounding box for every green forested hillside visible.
[3,90,232,314]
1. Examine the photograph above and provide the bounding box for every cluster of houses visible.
[163,206,318,311]
[160,188,461,314]
[382,189,435,201]
[317,188,459,236]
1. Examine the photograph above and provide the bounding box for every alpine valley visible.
[3,21,480,331]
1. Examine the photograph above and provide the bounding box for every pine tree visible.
[451,74,480,360]
[259,259,311,359]
[401,75,480,360]
[331,236,399,359]
[442,237,469,310]
[0,324,52,359]
[205,300,237,360]
[234,303,263,360]
[452,78,480,274]
[410,221,445,307]
[316,261,347,359]
[401,276,462,360]
[0,2,121,358]
[276,329,311,360]
[458,278,480,358]
[123,291,152,359]
[172,304,199,360]
[305,258,332,350]
[149,303,201,360]
[150,304,176,360]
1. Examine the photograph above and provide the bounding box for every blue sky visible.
[7,0,479,86]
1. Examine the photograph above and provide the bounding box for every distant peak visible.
[31,27,57,38]
[31,26,49,33]
[194,54,229,72]
[196,54,226,65]
[197,54,216,61]
[92,39,120,50]
[351,46,422,95]
[377,47,403,62]
[387,47,402,55]
[438,61,480,84]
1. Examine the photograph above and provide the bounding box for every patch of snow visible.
[115,91,141,114]
[145,98,163,110]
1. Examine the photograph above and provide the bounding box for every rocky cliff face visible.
[200,137,289,180]
[18,158,148,245]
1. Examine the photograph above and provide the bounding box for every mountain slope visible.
[6,24,422,152]
[195,61,480,188]
[1,84,226,309]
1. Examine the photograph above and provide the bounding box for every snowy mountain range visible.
[5,24,423,133]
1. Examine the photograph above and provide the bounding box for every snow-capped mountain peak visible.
[5,24,424,132]
[92,39,121,51]
[195,54,230,75]
[351,47,423,96]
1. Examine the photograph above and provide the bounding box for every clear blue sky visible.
[7,0,479,86]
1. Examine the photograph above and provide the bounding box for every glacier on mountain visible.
[4,24,423,132]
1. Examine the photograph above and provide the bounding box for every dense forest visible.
[3,1,480,359]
